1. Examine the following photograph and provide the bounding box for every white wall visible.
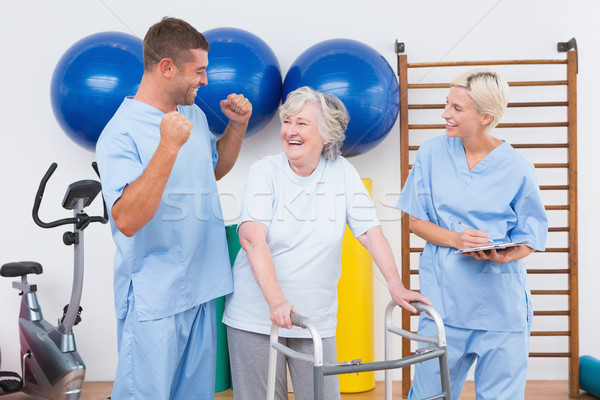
[1,0,598,382]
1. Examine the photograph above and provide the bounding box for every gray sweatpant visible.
[227,326,341,400]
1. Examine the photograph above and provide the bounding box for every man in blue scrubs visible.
[397,69,547,399]
[95,17,252,400]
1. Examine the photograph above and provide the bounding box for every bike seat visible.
[0,261,43,278]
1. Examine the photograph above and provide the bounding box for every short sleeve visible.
[509,168,548,251]
[345,161,380,238]
[396,148,431,221]
[238,161,275,229]
[95,131,143,211]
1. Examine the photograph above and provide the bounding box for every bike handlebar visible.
[32,163,108,229]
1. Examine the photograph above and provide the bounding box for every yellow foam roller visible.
[336,178,375,393]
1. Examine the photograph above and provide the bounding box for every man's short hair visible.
[143,17,209,71]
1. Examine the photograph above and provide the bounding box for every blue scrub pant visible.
[409,316,531,400]
[111,293,217,400]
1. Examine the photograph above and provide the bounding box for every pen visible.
[458,221,494,243]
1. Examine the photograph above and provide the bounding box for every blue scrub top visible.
[96,98,233,321]
[397,135,548,332]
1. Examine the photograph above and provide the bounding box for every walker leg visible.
[438,349,452,400]
[384,367,393,400]
[313,366,325,400]
[384,306,393,400]
[266,327,279,400]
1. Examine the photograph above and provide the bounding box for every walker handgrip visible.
[291,313,309,329]
[408,301,446,347]
[410,301,430,314]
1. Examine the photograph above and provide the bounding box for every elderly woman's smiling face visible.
[280,102,329,177]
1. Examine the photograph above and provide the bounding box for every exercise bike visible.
[0,162,107,399]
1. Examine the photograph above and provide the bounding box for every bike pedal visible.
[0,377,23,393]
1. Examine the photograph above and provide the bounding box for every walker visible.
[266,301,452,400]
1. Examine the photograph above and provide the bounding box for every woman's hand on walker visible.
[269,299,298,329]
[389,282,431,314]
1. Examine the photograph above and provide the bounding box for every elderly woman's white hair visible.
[451,68,509,133]
[279,86,348,159]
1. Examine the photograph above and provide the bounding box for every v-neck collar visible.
[452,136,507,178]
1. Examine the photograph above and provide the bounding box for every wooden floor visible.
[3,381,595,399]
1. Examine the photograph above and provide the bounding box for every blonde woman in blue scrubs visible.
[397,69,548,400]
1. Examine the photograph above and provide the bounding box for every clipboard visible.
[455,239,532,254]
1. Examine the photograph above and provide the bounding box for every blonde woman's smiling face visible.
[442,86,491,138]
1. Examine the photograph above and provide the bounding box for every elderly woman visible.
[223,86,428,400]
[397,69,548,399]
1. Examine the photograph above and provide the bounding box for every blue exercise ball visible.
[580,355,600,397]
[282,39,400,157]
[50,32,143,151]
[197,27,282,137]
